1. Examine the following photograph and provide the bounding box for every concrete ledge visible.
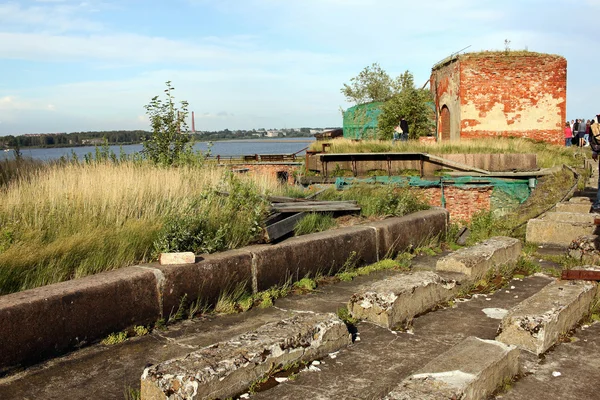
[140,312,351,400]
[0,267,160,370]
[554,202,592,213]
[496,280,598,355]
[436,236,522,280]
[364,208,449,260]
[526,219,599,247]
[543,211,598,223]
[250,225,379,292]
[384,337,519,400]
[0,209,448,371]
[348,271,460,329]
[151,249,253,317]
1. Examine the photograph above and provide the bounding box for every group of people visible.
[565,118,598,147]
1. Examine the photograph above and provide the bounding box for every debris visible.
[274,377,288,383]
[552,371,562,377]
[482,308,509,320]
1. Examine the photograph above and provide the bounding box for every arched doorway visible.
[440,105,451,141]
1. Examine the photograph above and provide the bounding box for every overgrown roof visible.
[432,50,565,71]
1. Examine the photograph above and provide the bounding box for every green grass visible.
[294,213,336,236]
[317,184,429,218]
[310,137,586,169]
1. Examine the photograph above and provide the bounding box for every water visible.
[0,138,315,162]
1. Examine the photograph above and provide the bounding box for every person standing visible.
[399,116,409,141]
[579,118,588,146]
[590,117,600,212]
[565,121,572,147]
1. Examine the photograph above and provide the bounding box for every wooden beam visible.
[561,269,600,281]
[265,212,306,242]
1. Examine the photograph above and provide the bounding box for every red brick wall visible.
[458,53,566,145]
[419,186,493,223]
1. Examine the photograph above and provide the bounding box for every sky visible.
[1,0,599,135]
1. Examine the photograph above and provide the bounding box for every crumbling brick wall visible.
[419,186,493,223]
[431,52,567,145]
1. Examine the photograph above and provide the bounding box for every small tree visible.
[143,81,191,165]
[341,63,395,104]
[378,81,434,140]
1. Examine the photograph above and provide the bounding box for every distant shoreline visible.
[2,136,315,151]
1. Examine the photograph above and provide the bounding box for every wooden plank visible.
[561,270,600,281]
[424,153,491,175]
[265,212,305,242]
[271,204,360,213]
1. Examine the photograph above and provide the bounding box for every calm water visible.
[0,138,315,162]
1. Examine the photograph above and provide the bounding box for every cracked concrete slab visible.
[348,271,461,330]
[141,312,351,400]
[496,280,598,355]
[436,236,522,280]
[384,337,519,400]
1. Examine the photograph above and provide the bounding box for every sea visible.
[0,138,316,162]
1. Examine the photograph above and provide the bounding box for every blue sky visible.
[1,0,599,135]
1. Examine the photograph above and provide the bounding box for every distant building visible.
[430,51,567,145]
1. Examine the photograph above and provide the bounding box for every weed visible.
[294,213,336,236]
[188,298,209,319]
[337,306,358,325]
[293,277,317,292]
[168,294,188,323]
[133,325,149,337]
[102,331,128,345]
[124,386,141,400]
[215,284,249,314]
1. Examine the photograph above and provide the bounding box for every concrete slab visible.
[526,219,599,247]
[0,268,553,400]
[554,202,593,214]
[348,271,461,329]
[543,212,599,224]
[0,267,160,371]
[384,337,519,400]
[150,249,254,317]
[364,209,449,260]
[249,225,378,292]
[140,313,351,400]
[499,322,600,400]
[436,236,522,280]
[496,280,598,355]
[568,197,593,204]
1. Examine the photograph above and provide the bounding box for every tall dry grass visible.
[0,162,290,294]
[310,138,584,169]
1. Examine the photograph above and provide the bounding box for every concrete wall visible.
[0,209,448,371]
[432,52,567,145]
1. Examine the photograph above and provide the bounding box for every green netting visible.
[343,102,383,140]
[334,176,533,209]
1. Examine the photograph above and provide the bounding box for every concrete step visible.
[436,236,522,280]
[526,218,599,247]
[384,337,519,400]
[554,202,593,213]
[347,271,462,330]
[543,211,598,223]
[496,280,598,355]
[140,312,351,400]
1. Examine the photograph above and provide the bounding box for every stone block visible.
[140,312,351,400]
[544,212,598,224]
[158,252,195,265]
[385,337,519,400]
[348,271,460,329]
[436,236,522,280]
[569,197,593,204]
[364,208,449,260]
[496,280,598,355]
[0,267,160,370]
[526,219,599,247]
[554,202,592,213]
[151,249,254,317]
[250,226,378,292]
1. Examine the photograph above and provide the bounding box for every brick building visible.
[430,51,567,145]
